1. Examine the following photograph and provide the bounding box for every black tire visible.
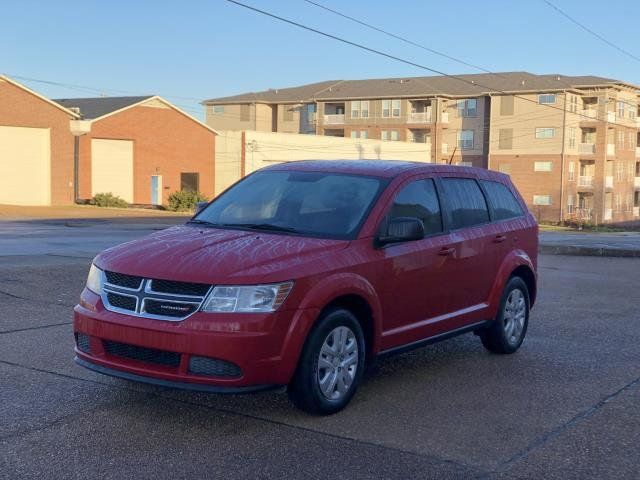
[287,308,365,415]
[480,276,530,354]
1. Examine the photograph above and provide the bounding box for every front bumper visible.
[74,288,319,390]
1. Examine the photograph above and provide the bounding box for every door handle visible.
[492,235,507,243]
[438,247,456,256]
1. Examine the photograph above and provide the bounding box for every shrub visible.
[167,190,207,212]
[92,192,128,208]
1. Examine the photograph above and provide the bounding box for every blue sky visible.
[2,0,639,119]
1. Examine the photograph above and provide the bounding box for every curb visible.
[539,244,640,258]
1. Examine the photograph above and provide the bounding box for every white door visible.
[91,139,134,203]
[0,126,51,205]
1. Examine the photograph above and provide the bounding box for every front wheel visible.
[287,308,365,415]
[480,276,530,354]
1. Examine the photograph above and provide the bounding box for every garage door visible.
[0,126,51,205]
[91,139,134,203]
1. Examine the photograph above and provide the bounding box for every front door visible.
[376,176,458,350]
[151,175,162,205]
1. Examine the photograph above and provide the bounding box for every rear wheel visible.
[480,276,530,354]
[287,308,365,415]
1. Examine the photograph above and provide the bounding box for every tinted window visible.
[388,179,442,235]
[440,178,490,229]
[480,180,524,221]
[195,171,385,239]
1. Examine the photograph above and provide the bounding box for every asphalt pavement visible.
[1,217,639,479]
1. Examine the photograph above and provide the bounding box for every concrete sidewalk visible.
[539,230,640,257]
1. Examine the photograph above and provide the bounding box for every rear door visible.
[436,176,498,316]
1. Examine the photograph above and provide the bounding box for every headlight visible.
[201,282,293,313]
[86,264,104,295]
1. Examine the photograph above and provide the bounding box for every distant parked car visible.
[74,160,538,414]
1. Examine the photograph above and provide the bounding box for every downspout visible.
[73,136,79,203]
[433,97,438,163]
[560,91,567,223]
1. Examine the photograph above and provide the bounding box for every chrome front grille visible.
[102,270,211,321]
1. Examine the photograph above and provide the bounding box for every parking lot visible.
[1,216,639,479]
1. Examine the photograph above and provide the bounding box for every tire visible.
[287,308,365,415]
[480,276,530,354]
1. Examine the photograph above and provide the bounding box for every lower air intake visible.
[188,356,242,378]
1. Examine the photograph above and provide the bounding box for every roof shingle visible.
[54,96,153,119]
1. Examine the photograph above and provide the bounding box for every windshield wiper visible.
[222,222,299,233]
[187,219,219,227]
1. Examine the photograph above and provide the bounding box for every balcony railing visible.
[634,206,640,217]
[607,144,615,156]
[323,114,345,125]
[579,143,596,154]
[634,177,640,188]
[636,146,640,158]
[606,112,616,123]
[408,111,432,123]
[581,109,598,120]
[441,112,449,123]
[604,208,613,221]
[578,176,594,187]
[636,118,640,128]
[605,176,614,189]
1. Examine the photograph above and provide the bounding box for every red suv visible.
[74,160,537,414]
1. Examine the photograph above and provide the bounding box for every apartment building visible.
[203,72,640,224]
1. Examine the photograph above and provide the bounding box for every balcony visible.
[606,111,616,123]
[634,206,640,217]
[408,111,432,123]
[604,209,613,221]
[636,118,640,128]
[578,176,594,188]
[579,143,596,154]
[635,177,640,188]
[323,114,345,125]
[605,176,614,189]
[636,146,640,158]
[440,112,449,124]
[607,144,615,156]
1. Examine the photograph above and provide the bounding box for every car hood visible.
[94,225,350,284]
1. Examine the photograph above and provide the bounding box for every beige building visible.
[203,72,640,224]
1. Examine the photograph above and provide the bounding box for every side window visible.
[480,180,524,221]
[440,178,490,229]
[388,179,443,235]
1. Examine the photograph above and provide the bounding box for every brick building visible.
[203,72,640,224]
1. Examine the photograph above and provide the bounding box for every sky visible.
[2,0,640,119]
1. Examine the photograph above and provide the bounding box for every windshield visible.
[192,170,386,239]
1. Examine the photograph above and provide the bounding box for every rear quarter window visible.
[480,180,524,221]
[440,178,490,229]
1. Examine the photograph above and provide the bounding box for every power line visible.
[542,0,640,64]
[223,0,636,130]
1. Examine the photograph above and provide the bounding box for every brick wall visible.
[78,104,215,204]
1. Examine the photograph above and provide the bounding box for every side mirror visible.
[377,217,425,246]
[195,201,209,215]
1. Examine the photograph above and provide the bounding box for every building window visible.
[534,161,553,172]
[181,173,199,192]
[535,127,555,139]
[628,132,636,150]
[350,100,370,119]
[568,127,576,148]
[569,96,578,113]
[458,130,474,149]
[350,131,358,139]
[616,161,625,181]
[458,99,477,117]
[350,130,369,139]
[381,130,399,141]
[240,104,250,121]
[567,194,574,214]
[617,131,625,150]
[568,162,575,181]
[617,101,625,118]
[538,94,556,104]
[498,163,511,175]
[498,129,513,150]
[360,130,368,139]
[351,101,360,118]
[213,105,225,114]
[614,194,622,212]
[533,195,552,205]
[382,99,401,118]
